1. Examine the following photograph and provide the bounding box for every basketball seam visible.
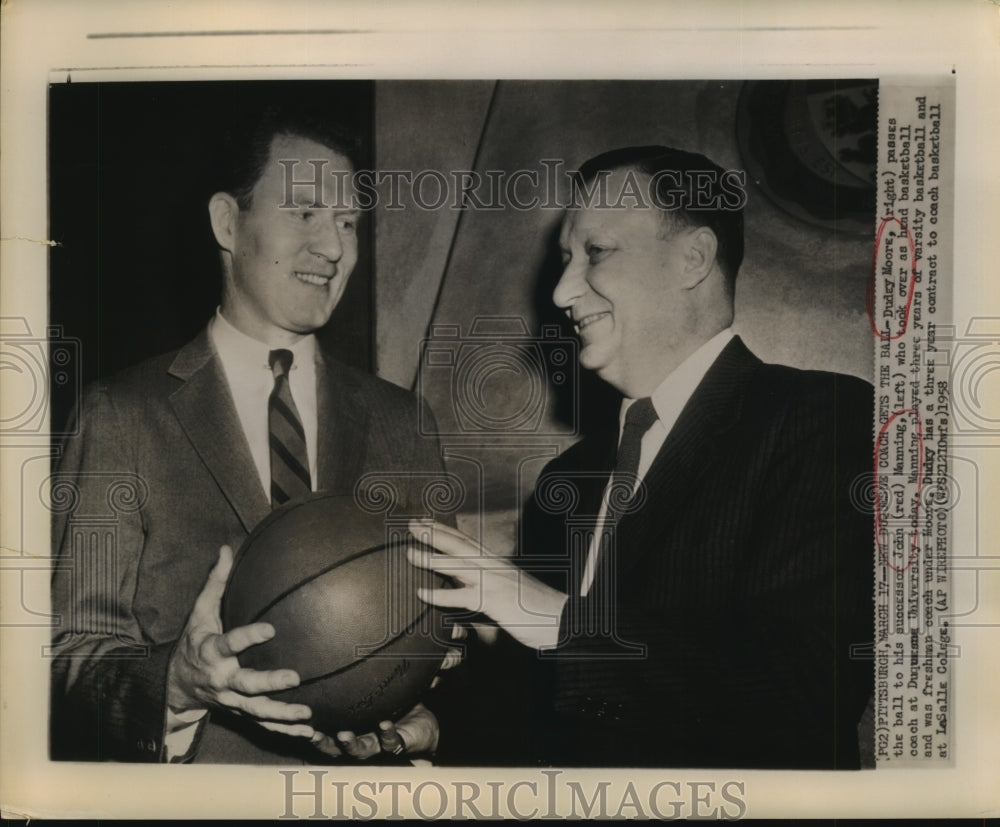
[244,542,396,625]
[226,492,347,586]
[292,605,444,688]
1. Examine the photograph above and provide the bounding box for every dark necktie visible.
[268,349,312,507]
[588,396,658,592]
[605,397,658,524]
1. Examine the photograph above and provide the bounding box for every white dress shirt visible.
[210,309,320,496]
[578,328,734,596]
[165,310,320,760]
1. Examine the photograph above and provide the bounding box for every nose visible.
[308,215,344,262]
[552,258,585,311]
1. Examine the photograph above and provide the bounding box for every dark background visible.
[48,80,373,433]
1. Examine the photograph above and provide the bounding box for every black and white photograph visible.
[46,77,879,771]
[1,1,997,820]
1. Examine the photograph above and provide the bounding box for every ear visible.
[679,226,718,289]
[208,192,240,253]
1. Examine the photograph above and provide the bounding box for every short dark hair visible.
[217,103,361,210]
[575,145,745,284]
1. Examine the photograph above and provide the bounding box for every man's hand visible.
[166,545,314,737]
[310,703,440,760]
[406,519,568,651]
[308,623,465,761]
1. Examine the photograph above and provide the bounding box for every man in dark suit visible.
[50,106,445,763]
[410,146,875,769]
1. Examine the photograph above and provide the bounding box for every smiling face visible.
[554,170,702,397]
[213,134,360,346]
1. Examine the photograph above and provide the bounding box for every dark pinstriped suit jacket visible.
[504,336,875,769]
[50,326,446,763]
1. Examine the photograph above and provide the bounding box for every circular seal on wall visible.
[737,79,878,236]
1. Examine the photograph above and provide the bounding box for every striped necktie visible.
[268,349,311,507]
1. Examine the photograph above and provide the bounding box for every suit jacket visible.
[49,326,448,763]
[487,336,875,769]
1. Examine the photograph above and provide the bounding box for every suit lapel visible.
[167,329,270,533]
[541,428,616,594]
[614,336,762,580]
[315,349,369,494]
[573,423,619,514]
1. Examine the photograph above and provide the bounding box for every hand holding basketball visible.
[221,494,451,737]
[308,630,465,760]
[406,519,569,651]
[310,702,440,759]
[166,545,314,737]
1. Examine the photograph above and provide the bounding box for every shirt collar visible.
[621,328,734,431]
[210,308,317,378]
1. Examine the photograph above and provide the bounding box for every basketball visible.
[221,492,451,736]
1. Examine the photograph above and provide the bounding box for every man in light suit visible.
[411,146,875,768]
[50,106,446,763]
